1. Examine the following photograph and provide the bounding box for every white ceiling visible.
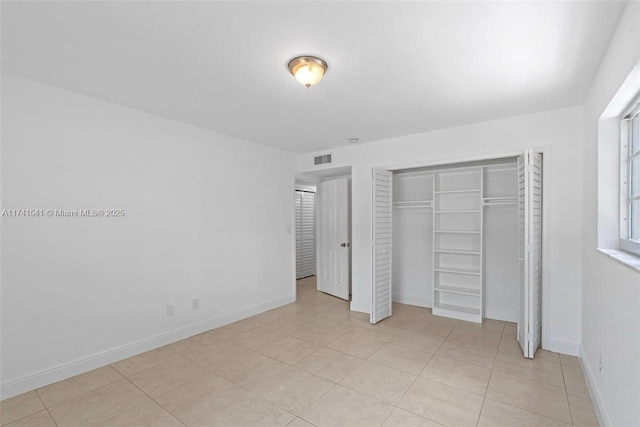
[1,1,626,153]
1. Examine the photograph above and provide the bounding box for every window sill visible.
[596,248,640,273]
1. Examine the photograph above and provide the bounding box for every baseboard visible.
[579,346,611,427]
[545,338,580,356]
[0,294,295,400]
[350,300,370,314]
[484,308,517,323]
[392,294,432,308]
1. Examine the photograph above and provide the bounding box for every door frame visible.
[292,172,353,301]
[374,147,551,351]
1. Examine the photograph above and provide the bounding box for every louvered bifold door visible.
[517,150,543,359]
[295,191,304,279]
[371,168,393,324]
[517,154,529,356]
[301,192,316,278]
[528,151,543,356]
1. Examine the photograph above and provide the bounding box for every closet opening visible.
[372,151,544,358]
[295,166,352,302]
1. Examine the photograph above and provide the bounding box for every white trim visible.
[545,338,580,356]
[315,184,323,293]
[620,239,640,257]
[621,98,640,249]
[350,300,370,314]
[596,248,640,272]
[484,308,517,323]
[378,150,524,173]
[580,346,612,427]
[294,184,317,193]
[0,294,295,400]
[292,177,299,301]
[392,294,432,308]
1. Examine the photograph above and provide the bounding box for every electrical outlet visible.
[166,305,174,317]
[599,353,604,373]
[192,298,200,310]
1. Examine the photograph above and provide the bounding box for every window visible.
[621,98,640,256]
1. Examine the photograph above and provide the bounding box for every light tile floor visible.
[0,276,599,427]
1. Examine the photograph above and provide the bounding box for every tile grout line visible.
[116,376,187,427]
[476,325,521,426]
[476,355,496,427]
[32,389,59,427]
[110,347,183,379]
[377,317,459,427]
[484,368,575,424]
[560,362,576,426]
[295,382,338,426]
[425,318,488,427]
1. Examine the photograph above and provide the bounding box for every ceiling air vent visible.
[314,154,332,165]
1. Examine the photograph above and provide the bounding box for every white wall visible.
[0,74,296,398]
[297,106,584,354]
[581,2,640,426]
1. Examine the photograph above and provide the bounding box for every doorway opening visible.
[295,166,352,302]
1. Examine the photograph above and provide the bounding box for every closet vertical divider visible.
[432,167,483,323]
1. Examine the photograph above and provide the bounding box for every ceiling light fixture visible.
[288,56,328,88]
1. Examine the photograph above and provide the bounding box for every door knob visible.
[346,243,351,247]
[340,243,346,247]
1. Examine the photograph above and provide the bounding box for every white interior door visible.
[517,150,543,358]
[371,168,393,323]
[318,178,350,300]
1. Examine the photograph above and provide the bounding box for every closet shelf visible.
[482,197,518,207]
[434,267,481,276]
[434,286,481,296]
[434,189,481,194]
[434,230,481,234]
[483,202,517,207]
[434,210,481,213]
[394,205,432,209]
[433,303,481,316]
[394,200,432,204]
[393,200,432,208]
[434,249,481,255]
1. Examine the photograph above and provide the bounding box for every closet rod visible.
[295,190,316,194]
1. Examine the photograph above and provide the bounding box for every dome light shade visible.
[288,56,328,88]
